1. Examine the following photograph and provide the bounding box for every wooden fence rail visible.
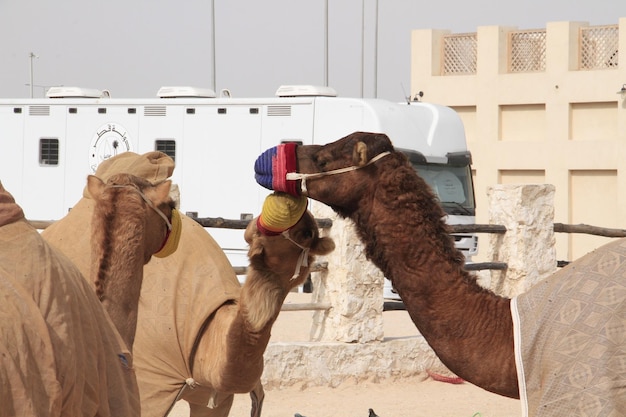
[450,222,626,238]
[28,218,626,274]
[190,216,333,230]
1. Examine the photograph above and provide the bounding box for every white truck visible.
[0,85,477,298]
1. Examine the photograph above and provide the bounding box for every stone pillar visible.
[309,201,384,343]
[486,184,557,297]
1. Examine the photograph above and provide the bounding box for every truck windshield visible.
[413,163,476,216]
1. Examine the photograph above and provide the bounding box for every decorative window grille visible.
[40,138,59,165]
[155,139,176,162]
[442,33,477,75]
[509,30,546,73]
[580,25,619,70]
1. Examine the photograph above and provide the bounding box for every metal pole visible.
[374,0,378,98]
[360,0,364,98]
[324,0,328,87]
[29,52,37,98]
[211,1,216,92]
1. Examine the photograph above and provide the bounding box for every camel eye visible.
[301,230,313,240]
[314,155,329,169]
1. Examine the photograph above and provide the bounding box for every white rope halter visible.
[285,151,391,194]
[281,229,310,281]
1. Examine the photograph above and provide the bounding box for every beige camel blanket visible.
[42,152,253,416]
[0,184,139,417]
[44,199,246,415]
[512,238,626,417]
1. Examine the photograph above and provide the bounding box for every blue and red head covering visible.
[254,142,300,196]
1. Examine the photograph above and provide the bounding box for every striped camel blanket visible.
[512,238,626,416]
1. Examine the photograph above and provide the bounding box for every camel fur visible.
[0,182,140,416]
[189,205,335,397]
[255,131,625,416]
[87,173,175,350]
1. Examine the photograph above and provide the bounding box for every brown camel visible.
[87,172,176,350]
[254,132,626,416]
[42,152,335,417]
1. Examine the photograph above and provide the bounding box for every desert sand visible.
[170,293,522,417]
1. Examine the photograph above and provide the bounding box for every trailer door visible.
[179,104,263,270]
[20,104,68,220]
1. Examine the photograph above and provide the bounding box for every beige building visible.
[411,18,626,263]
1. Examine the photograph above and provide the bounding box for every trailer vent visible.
[29,105,50,116]
[144,106,166,116]
[267,105,291,117]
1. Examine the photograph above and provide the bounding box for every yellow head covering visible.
[257,192,308,235]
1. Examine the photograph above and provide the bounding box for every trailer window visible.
[39,138,59,166]
[155,139,176,161]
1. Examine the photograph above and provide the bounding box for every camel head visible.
[254,132,400,217]
[87,173,177,264]
[244,192,335,290]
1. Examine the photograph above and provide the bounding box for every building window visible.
[579,25,619,70]
[40,138,59,166]
[509,30,546,73]
[442,33,478,75]
[155,139,176,161]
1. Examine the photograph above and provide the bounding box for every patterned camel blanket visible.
[512,238,626,416]
[0,183,139,416]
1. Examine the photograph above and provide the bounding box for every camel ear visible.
[153,180,172,203]
[244,219,257,244]
[311,236,335,256]
[246,233,265,258]
[353,141,368,166]
[244,218,265,259]
[87,175,105,200]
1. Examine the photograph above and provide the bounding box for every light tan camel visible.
[42,152,335,417]
[254,132,626,416]
[0,182,140,416]
[183,193,335,415]
[87,172,176,350]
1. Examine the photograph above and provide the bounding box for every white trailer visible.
[0,85,478,298]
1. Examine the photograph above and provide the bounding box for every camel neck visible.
[91,211,146,351]
[350,164,518,397]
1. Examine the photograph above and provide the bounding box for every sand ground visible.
[170,293,522,417]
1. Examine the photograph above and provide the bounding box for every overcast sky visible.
[1,0,625,102]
